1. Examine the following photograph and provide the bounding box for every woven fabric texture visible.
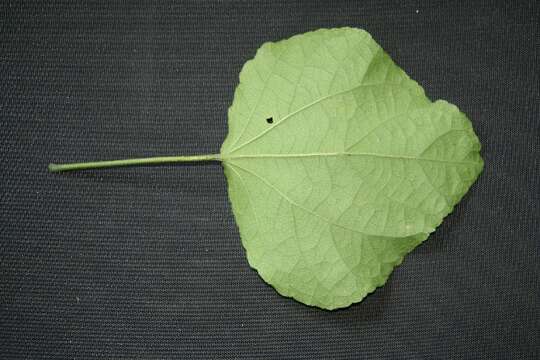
[1,1,539,359]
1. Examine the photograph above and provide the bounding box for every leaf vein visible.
[229,162,407,239]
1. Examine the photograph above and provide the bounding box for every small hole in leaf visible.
[266,117,273,124]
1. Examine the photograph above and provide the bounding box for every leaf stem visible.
[48,154,221,173]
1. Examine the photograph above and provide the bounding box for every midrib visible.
[222,152,477,166]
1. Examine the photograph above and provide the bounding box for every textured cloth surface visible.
[1,1,538,359]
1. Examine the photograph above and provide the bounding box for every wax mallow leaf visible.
[49,27,483,310]
[220,27,483,309]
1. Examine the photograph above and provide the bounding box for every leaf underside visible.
[221,27,483,310]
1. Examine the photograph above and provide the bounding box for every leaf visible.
[220,27,483,309]
[48,27,483,310]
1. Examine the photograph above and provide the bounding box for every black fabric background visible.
[1,1,538,359]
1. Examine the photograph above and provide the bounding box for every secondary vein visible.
[227,82,405,154]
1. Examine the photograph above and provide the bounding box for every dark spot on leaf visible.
[266,117,273,124]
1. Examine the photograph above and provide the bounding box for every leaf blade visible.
[222,27,483,309]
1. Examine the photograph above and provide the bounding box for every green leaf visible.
[49,27,483,310]
[220,27,483,309]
